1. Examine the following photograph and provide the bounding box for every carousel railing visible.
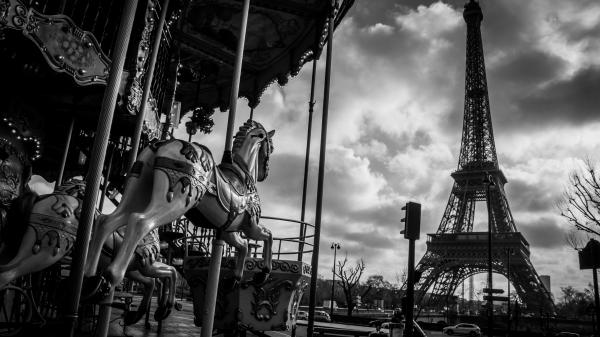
[164,216,316,262]
[261,216,315,261]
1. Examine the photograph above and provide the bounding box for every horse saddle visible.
[207,163,256,215]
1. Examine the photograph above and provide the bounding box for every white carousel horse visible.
[84,119,275,292]
[0,180,178,324]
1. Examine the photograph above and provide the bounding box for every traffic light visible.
[400,202,421,240]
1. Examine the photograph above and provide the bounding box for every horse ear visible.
[267,130,275,138]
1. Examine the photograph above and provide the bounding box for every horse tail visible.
[0,260,21,288]
[0,259,22,273]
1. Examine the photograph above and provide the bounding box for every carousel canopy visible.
[174,0,354,114]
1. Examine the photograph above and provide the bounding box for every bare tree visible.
[335,256,366,316]
[558,159,600,238]
[361,275,395,308]
[394,269,407,288]
[565,229,587,250]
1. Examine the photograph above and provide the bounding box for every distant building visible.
[374,299,384,309]
[540,275,551,293]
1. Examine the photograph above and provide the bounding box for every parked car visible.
[556,333,580,337]
[442,323,481,336]
[372,321,428,337]
[369,319,391,327]
[296,311,308,320]
[314,310,332,322]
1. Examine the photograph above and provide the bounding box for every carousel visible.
[0,0,354,336]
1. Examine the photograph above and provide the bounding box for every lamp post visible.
[330,242,341,317]
[484,174,495,337]
[506,248,513,337]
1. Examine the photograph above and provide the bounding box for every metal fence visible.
[165,216,315,262]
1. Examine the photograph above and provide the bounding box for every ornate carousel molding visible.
[0,0,110,85]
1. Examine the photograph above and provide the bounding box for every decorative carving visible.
[142,98,162,141]
[126,1,156,114]
[246,279,293,321]
[0,0,110,85]
[153,155,209,205]
[302,263,312,275]
[184,257,310,330]
[0,154,24,206]
[0,117,40,208]
[0,0,10,27]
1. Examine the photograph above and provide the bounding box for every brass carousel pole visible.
[202,0,250,336]
[128,0,171,169]
[97,143,115,213]
[64,1,140,336]
[221,0,250,164]
[308,1,336,336]
[298,57,317,262]
[161,58,181,140]
[56,117,74,188]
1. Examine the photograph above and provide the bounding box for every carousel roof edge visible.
[174,0,357,115]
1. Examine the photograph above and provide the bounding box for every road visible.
[100,297,447,337]
[295,320,446,337]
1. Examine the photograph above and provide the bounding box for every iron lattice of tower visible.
[410,0,554,314]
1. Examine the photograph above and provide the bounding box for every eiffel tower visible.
[412,0,554,314]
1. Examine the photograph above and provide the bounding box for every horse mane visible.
[56,178,86,199]
[231,119,265,155]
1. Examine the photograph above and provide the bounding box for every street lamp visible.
[484,174,495,337]
[330,242,341,317]
[506,248,514,336]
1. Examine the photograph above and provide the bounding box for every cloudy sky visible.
[175,0,600,299]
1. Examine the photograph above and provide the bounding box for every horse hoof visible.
[222,277,238,290]
[81,275,112,303]
[154,307,172,321]
[81,275,102,302]
[253,271,269,284]
[124,311,144,326]
[175,302,183,311]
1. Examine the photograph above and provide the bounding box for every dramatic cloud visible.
[515,67,600,126]
[519,217,568,249]
[175,0,598,298]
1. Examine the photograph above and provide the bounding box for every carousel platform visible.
[90,294,300,337]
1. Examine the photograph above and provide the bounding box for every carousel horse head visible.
[231,119,275,182]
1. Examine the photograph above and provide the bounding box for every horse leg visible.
[104,169,201,287]
[140,261,178,321]
[84,213,126,277]
[0,229,67,287]
[244,220,273,274]
[84,149,155,277]
[222,231,248,282]
[123,269,155,326]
